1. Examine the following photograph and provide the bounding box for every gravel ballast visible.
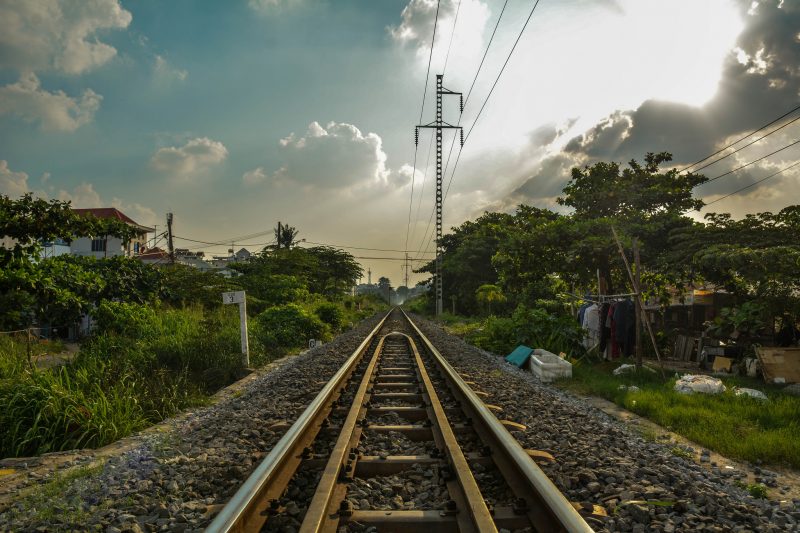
[1,310,797,532]
[409,313,799,532]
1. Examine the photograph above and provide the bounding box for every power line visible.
[404,0,441,253]
[463,0,542,144]
[700,138,800,185]
[679,103,800,173]
[412,0,511,262]
[302,240,434,254]
[703,160,800,207]
[688,113,800,174]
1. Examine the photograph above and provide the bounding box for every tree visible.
[0,195,142,329]
[377,277,393,303]
[475,284,506,315]
[556,152,706,293]
[274,222,299,249]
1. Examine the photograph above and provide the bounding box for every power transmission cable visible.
[301,240,434,254]
[679,102,800,173]
[703,159,800,207]
[688,113,800,174]
[699,138,800,185]
[404,0,441,253]
[415,0,537,261]
[412,0,511,262]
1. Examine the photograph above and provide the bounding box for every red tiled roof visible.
[138,247,169,260]
[73,208,153,232]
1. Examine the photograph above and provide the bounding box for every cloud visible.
[0,72,101,131]
[248,0,303,14]
[0,160,30,197]
[242,166,268,186]
[0,0,132,75]
[150,137,229,180]
[273,121,391,189]
[0,160,157,225]
[511,0,800,214]
[390,0,490,74]
[153,54,188,83]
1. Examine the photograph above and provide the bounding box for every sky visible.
[1,0,799,286]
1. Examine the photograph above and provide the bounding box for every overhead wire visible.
[703,160,800,207]
[404,0,441,253]
[415,0,540,261]
[679,103,800,173]
[699,138,800,186]
[412,0,512,262]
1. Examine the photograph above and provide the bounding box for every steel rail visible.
[206,311,391,533]
[400,308,593,533]
[300,334,387,531]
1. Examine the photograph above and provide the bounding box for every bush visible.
[315,302,343,330]
[91,301,158,339]
[254,304,328,354]
[467,305,585,356]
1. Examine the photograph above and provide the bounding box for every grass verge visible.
[555,360,800,469]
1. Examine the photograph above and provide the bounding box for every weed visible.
[748,483,769,499]
[671,447,694,460]
[553,360,800,469]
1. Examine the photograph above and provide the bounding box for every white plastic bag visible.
[674,374,727,395]
[734,387,768,400]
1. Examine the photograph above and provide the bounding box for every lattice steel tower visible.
[416,74,463,315]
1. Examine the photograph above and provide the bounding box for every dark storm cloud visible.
[514,0,800,204]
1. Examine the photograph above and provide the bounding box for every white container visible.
[530,349,572,382]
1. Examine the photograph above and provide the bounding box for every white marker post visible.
[222,290,249,367]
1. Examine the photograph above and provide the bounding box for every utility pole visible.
[402,252,411,288]
[166,212,174,264]
[368,268,372,286]
[416,74,463,316]
[277,221,282,249]
[633,237,643,369]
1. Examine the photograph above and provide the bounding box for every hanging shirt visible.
[583,303,600,349]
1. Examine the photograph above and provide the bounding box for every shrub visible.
[91,301,158,339]
[315,302,343,330]
[467,305,585,356]
[254,304,328,354]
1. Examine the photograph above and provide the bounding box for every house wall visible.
[71,236,125,258]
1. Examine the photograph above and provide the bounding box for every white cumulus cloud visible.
[0,0,132,75]
[0,160,30,197]
[1,160,157,225]
[275,121,391,189]
[242,167,268,186]
[0,72,101,132]
[150,137,229,180]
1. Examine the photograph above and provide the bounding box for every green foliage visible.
[254,304,328,354]
[315,302,344,330]
[91,301,158,339]
[475,284,506,315]
[160,264,239,309]
[557,361,800,468]
[0,305,242,458]
[466,305,585,357]
[705,302,768,346]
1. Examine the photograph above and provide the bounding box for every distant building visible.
[138,246,170,265]
[71,208,153,258]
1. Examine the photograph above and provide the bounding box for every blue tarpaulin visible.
[505,345,534,368]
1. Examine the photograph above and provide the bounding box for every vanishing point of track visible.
[208,309,592,532]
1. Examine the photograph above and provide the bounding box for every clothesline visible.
[563,291,638,304]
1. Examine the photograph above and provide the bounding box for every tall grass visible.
[0,304,244,459]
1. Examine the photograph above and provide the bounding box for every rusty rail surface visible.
[207,309,592,532]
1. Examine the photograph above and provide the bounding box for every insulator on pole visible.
[460,128,464,147]
[460,95,463,113]
[415,127,419,146]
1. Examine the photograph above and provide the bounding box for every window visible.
[91,238,107,252]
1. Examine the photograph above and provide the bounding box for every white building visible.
[71,208,152,258]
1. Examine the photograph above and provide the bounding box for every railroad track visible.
[208,309,592,532]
